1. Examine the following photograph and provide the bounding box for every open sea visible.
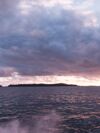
[0,86,100,133]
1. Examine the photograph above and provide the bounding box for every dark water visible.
[0,86,100,133]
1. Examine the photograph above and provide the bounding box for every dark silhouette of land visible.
[8,83,77,87]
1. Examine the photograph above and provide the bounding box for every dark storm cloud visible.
[0,0,100,77]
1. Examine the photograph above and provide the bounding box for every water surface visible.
[0,86,100,133]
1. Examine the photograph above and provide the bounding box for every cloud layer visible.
[0,0,100,81]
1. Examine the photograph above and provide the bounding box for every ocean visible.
[0,86,100,133]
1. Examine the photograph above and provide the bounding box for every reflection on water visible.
[0,111,60,133]
[0,86,100,133]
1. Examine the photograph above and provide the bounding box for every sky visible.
[0,0,100,86]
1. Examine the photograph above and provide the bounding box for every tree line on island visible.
[8,83,77,87]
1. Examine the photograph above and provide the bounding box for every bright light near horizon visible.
[1,75,100,86]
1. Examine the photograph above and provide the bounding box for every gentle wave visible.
[0,110,61,133]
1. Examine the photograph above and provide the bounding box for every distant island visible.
[8,83,77,87]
